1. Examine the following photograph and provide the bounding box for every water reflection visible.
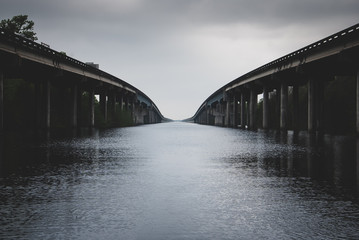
[0,123,358,239]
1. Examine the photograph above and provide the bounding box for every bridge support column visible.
[89,87,95,127]
[233,95,238,127]
[100,91,108,122]
[308,78,324,133]
[225,97,231,127]
[357,69,359,134]
[249,88,257,130]
[119,95,124,111]
[70,83,78,128]
[240,92,246,128]
[0,71,3,133]
[108,91,116,121]
[292,85,299,133]
[280,82,288,131]
[308,78,316,133]
[44,80,51,129]
[263,86,269,129]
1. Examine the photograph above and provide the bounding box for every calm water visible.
[0,122,359,239]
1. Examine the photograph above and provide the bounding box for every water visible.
[0,122,359,239]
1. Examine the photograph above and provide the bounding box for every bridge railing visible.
[232,23,359,86]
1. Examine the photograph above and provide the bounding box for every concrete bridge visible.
[0,29,165,132]
[190,24,359,135]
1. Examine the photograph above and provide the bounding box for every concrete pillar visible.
[233,95,238,127]
[112,93,117,114]
[280,82,288,131]
[249,88,257,130]
[44,80,51,129]
[0,71,3,133]
[76,85,82,127]
[119,95,124,111]
[316,80,324,133]
[263,85,269,129]
[308,79,315,133]
[70,83,78,128]
[292,85,299,132]
[275,88,281,129]
[240,93,246,128]
[35,81,41,129]
[89,88,95,127]
[124,98,129,111]
[308,78,324,133]
[108,91,116,120]
[225,98,230,127]
[357,70,359,134]
[100,91,107,122]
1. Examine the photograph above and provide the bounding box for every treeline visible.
[256,76,356,134]
[4,78,134,131]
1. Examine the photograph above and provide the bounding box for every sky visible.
[1,0,358,120]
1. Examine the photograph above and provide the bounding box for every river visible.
[0,122,359,239]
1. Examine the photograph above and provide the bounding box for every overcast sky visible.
[1,0,358,120]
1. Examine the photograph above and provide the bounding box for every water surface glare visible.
[1,122,359,239]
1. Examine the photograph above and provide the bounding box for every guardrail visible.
[241,23,359,81]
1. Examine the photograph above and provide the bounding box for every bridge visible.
[190,24,359,135]
[0,29,166,132]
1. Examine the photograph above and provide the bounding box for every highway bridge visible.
[0,28,166,132]
[190,24,359,135]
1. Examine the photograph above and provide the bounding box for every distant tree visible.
[0,15,38,41]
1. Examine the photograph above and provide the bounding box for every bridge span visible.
[0,29,166,132]
[190,24,359,135]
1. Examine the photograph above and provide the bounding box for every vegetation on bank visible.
[0,15,38,41]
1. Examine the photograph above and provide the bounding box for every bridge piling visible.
[44,80,51,129]
[263,86,269,129]
[232,94,238,128]
[308,78,315,133]
[357,69,359,135]
[0,71,3,133]
[89,87,95,128]
[292,85,299,133]
[70,83,78,128]
[225,96,230,127]
[100,90,108,122]
[249,88,257,130]
[280,82,288,131]
[240,92,246,128]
